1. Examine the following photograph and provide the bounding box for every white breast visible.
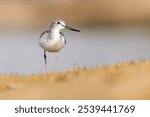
[39,30,65,52]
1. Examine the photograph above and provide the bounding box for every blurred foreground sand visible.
[0,61,150,100]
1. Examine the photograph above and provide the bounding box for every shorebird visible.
[39,19,80,71]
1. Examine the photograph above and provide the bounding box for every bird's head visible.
[51,19,80,32]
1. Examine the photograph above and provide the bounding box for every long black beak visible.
[65,26,80,32]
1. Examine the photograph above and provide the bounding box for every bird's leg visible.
[44,50,47,72]
[53,52,59,72]
[44,50,47,65]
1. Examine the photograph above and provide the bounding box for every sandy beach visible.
[0,61,149,100]
[0,0,150,28]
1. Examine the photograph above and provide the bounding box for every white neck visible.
[50,27,61,40]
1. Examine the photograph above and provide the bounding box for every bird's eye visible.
[57,22,60,24]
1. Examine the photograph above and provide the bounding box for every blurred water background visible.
[0,0,150,74]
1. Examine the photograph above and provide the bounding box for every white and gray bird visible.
[39,19,80,70]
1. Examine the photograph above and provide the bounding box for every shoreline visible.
[0,61,150,99]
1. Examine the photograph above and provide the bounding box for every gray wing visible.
[39,30,50,40]
[60,32,66,44]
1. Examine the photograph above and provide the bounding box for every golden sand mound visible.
[0,61,150,100]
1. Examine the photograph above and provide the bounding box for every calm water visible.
[0,26,150,74]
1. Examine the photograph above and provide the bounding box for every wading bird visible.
[39,19,80,71]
